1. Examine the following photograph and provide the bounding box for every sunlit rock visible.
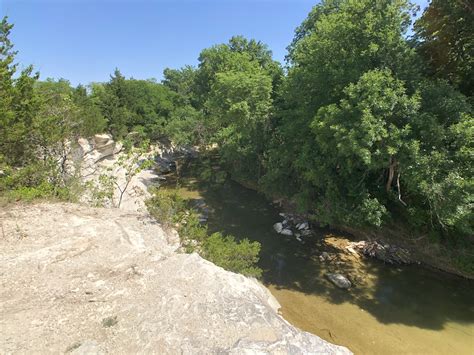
[326,273,352,289]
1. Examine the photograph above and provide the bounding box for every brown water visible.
[163,173,474,354]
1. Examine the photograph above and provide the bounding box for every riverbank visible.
[231,174,474,280]
[161,160,474,354]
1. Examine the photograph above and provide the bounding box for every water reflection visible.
[162,173,474,354]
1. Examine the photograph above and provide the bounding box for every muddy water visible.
[162,174,474,354]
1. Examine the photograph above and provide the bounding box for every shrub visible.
[146,188,262,277]
[0,161,76,202]
[203,232,262,277]
[146,189,187,227]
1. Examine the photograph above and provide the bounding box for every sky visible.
[1,0,429,86]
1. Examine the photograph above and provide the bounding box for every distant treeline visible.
[1,0,472,246]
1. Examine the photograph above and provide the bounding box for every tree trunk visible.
[386,156,396,192]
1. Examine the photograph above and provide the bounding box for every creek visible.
[160,161,474,355]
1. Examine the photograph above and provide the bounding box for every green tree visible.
[206,68,273,180]
[72,84,107,137]
[310,69,419,226]
[414,0,474,96]
[96,69,131,138]
[165,105,207,147]
[94,69,176,139]
[0,17,40,166]
[403,80,473,235]
[263,0,473,240]
[187,36,280,181]
[194,36,282,108]
[264,0,419,201]
[163,65,198,106]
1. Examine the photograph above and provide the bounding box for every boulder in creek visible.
[326,273,352,289]
[350,240,411,265]
[280,228,293,236]
[297,222,309,230]
[273,222,283,233]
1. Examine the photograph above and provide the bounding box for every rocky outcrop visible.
[349,240,412,265]
[75,134,122,168]
[0,203,351,354]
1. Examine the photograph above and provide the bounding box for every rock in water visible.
[280,228,293,236]
[298,222,309,230]
[0,203,351,354]
[350,240,411,265]
[273,222,283,233]
[326,273,352,289]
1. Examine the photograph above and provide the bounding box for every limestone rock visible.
[273,222,283,233]
[93,133,112,145]
[297,222,309,230]
[0,203,351,355]
[280,228,293,236]
[350,240,411,264]
[326,273,352,289]
[95,140,115,157]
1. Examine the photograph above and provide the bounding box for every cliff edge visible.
[0,203,351,354]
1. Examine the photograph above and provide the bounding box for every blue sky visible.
[1,0,428,86]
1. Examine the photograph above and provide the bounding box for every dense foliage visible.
[262,0,472,240]
[164,36,282,182]
[0,18,106,200]
[1,0,473,266]
[161,1,472,245]
[413,0,473,96]
[92,70,177,139]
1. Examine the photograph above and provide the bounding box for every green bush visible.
[146,189,187,227]
[203,232,262,277]
[146,188,262,277]
[0,162,75,202]
[178,212,209,248]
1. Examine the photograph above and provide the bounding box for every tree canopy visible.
[1,0,473,251]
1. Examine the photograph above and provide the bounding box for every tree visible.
[112,140,152,208]
[414,0,474,96]
[163,65,198,106]
[263,0,419,203]
[192,36,279,181]
[206,68,272,180]
[165,106,207,147]
[94,69,176,139]
[0,16,40,166]
[194,36,282,108]
[262,0,473,239]
[96,69,131,138]
[33,79,79,181]
[310,69,419,226]
[72,84,107,137]
[403,80,473,235]
[89,140,152,208]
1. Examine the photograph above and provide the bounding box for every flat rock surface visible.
[0,203,351,354]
